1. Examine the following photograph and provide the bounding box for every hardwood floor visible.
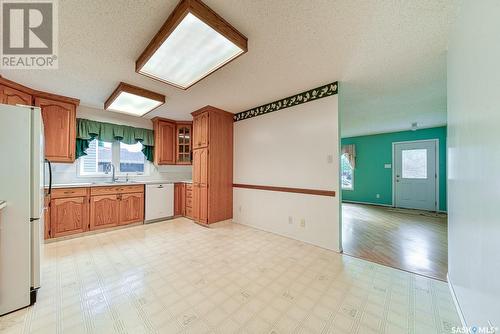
[342,203,448,281]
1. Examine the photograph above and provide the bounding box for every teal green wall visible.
[341,127,447,211]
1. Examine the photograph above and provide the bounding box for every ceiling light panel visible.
[136,0,248,90]
[104,83,165,117]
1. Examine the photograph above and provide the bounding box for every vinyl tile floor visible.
[0,218,461,334]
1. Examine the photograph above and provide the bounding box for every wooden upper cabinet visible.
[153,118,176,165]
[176,123,192,164]
[90,195,120,230]
[0,85,32,106]
[1,76,79,164]
[35,97,77,163]
[50,196,88,238]
[119,192,144,225]
[193,112,209,149]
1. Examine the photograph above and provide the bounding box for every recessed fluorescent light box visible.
[104,82,165,117]
[136,0,248,90]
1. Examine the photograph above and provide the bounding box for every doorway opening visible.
[340,130,448,281]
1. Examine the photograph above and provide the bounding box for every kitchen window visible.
[79,139,148,176]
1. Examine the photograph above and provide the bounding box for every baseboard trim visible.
[342,200,448,213]
[447,274,467,328]
[342,200,392,207]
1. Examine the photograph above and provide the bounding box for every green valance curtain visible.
[75,118,154,162]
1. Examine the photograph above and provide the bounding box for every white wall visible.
[447,0,500,327]
[233,95,340,251]
[50,106,192,184]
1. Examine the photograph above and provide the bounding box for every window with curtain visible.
[76,118,154,176]
[341,153,354,190]
[341,144,356,190]
[79,139,147,176]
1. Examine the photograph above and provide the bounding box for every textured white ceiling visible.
[1,0,456,136]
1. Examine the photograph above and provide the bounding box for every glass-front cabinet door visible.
[176,123,192,164]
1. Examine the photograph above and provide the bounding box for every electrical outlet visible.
[288,216,293,224]
[239,206,242,212]
[300,219,306,228]
[376,194,380,199]
[327,154,334,164]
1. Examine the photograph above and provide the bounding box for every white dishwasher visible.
[145,183,174,222]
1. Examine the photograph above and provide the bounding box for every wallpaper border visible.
[234,81,338,122]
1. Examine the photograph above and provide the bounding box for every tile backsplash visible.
[47,161,192,185]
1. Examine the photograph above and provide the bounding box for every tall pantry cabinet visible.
[191,106,233,225]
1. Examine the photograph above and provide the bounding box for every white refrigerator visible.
[0,103,44,315]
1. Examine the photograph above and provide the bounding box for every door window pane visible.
[402,149,427,179]
[120,142,145,173]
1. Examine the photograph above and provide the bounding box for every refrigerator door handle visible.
[45,159,52,195]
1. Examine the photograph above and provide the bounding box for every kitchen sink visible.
[96,180,138,185]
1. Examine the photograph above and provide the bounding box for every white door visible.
[394,140,437,211]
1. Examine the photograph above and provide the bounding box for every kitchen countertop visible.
[47,180,192,189]
[0,200,6,210]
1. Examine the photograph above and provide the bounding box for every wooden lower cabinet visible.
[50,196,88,238]
[185,184,193,218]
[192,184,200,221]
[119,192,144,225]
[173,182,195,219]
[174,183,185,216]
[47,185,145,239]
[90,195,120,230]
[44,195,51,239]
[199,185,208,224]
[191,184,208,223]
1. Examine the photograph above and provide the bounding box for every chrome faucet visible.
[106,164,118,183]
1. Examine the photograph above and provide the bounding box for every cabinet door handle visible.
[64,191,74,194]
